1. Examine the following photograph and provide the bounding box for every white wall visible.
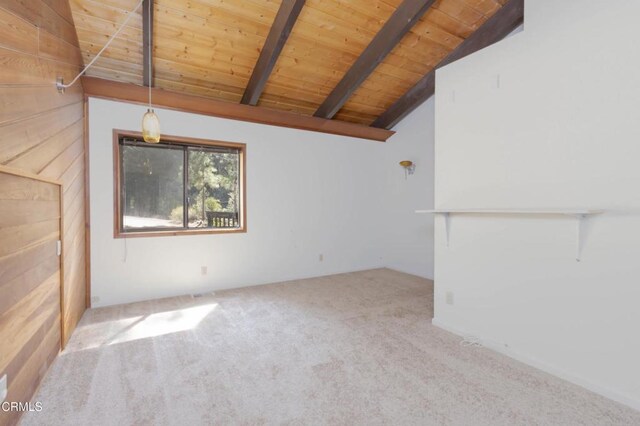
[88,97,434,308]
[384,98,435,278]
[434,0,640,410]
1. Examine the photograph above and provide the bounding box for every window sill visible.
[114,227,246,239]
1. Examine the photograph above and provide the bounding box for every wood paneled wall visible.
[0,170,62,426]
[0,0,86,423]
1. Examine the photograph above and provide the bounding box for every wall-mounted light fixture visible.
[399,160,415,179]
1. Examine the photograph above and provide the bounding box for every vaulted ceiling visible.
[69,0,522,132]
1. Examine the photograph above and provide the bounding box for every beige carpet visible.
[21,269,640,425]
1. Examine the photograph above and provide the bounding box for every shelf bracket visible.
[444,212,451,248]
[575,213,587,262]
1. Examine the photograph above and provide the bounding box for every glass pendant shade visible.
[142,109,161,143]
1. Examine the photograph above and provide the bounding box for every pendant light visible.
[142,108,160,143]
[141,0,160,143]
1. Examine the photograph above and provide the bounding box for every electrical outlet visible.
[91,296,100,305]
[319,254,324,262]
[1,374,7,403]
[445,291,454,305]
[201,266,208,275]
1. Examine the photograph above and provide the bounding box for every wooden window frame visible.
[113,129,247,238]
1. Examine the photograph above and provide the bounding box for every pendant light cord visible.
[58,0,144,89]
[147,0,152,109]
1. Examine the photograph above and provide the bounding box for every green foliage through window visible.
[119,137,243,232]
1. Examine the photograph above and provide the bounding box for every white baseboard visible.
[431,318,640,412]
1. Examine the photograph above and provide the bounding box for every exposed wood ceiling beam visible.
[142,0,154,87]
[241,0,306,105]
[313,0,437,119]
[82,77,394,142]
[372,0,524,129]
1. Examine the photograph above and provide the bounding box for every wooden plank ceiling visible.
[69,0,515,129]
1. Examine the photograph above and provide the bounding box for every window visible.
[114,131,245,237]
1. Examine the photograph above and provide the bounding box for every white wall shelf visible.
[416,209,604,261]
[415,209,603,215]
